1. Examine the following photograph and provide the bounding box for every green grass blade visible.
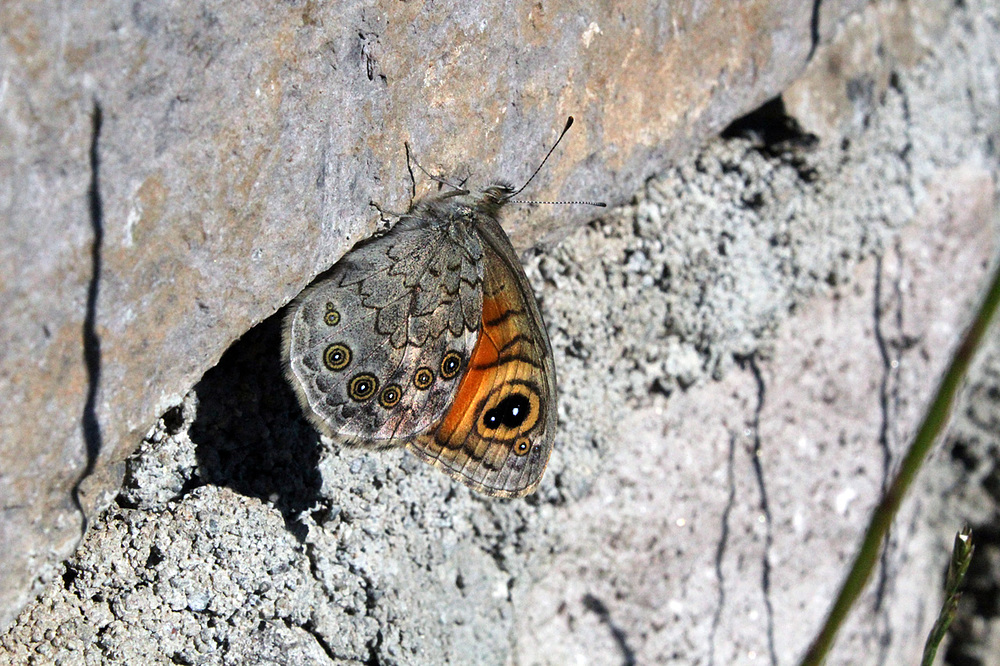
[799,257,1000,666]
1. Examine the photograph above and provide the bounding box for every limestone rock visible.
[2,1,998,663]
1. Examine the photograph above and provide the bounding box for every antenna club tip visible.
[564,116,574,130]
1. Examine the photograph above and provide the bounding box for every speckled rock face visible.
[0,0,869,627]
[2,0,999,662]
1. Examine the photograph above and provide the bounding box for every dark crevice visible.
[359,31,384,84]
[871,243,916,663]
[737,353,777,666]
[888,72,916,200]
[61,562,80,590]
[365,628,384,666]
[708,433,737,666]
[303,542,325,588]
[302,538,382,663]
[722,97,820,188]
[872,252,897,617]
[358,570,384,665]
[167,475,205,504]
[481,527,512,578]
[807,0,823,61]
[72,99,105,539]
[582,594,637,666]
[161,405,185,435]
[721,96,819,154]
[296,616,341,663]
[144,545,165,569]
[404,141,418,203]
[872,244,920,604]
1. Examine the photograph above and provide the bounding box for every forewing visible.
[282,216,484,447]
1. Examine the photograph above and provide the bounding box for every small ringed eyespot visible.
[348,373,379,402]
[323,343,351,371]
[324,302,340,326]
[440,351,463,379]
[513,439,532,457]
[413,367,434,390]
[379,384,402,409]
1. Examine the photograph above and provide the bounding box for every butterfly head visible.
[474,182,516,217]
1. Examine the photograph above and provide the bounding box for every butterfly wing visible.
[407,214,557,498]
[282,214,484,448]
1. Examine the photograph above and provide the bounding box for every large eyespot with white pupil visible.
[476,387,540,440]
[440,351,463,380]
[482,394,531,430]
[324,343,351,371]
[324,302,340,326]
[348,373,378,402]
[413,367,434,390]
[378,384,402,409]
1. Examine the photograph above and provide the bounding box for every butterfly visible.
[281,120,590,497]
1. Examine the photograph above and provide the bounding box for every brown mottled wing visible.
[407,215,557,498]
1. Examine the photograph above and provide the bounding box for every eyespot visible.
[513,438,532,457]
[482,394,530,430]
[474,384,542,439]
[348,373,378,402]
[413,367,434,390]
[440,351,463,380]
[323,343,351,371]
[378,384,402,408]
[324,302,340,326]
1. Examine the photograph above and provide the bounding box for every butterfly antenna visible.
[512,199,607,207]
[506,116,606,208]
[507,116,575,200]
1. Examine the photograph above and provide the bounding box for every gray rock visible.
[0,0,869,627]
[2,0,1000,663]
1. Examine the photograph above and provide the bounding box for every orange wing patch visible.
[408,252,552,497]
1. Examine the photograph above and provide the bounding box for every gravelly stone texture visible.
[0,0,868,625]
[2,1,999,664]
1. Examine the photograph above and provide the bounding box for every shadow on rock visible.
[190,313,323,541]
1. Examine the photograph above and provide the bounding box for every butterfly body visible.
[283,184,556,497]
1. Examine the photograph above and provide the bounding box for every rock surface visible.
[2,0,1000,664]
[0,0,867,626]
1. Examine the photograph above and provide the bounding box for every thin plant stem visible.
[799,257,1000,665]
[920,527,974,666]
